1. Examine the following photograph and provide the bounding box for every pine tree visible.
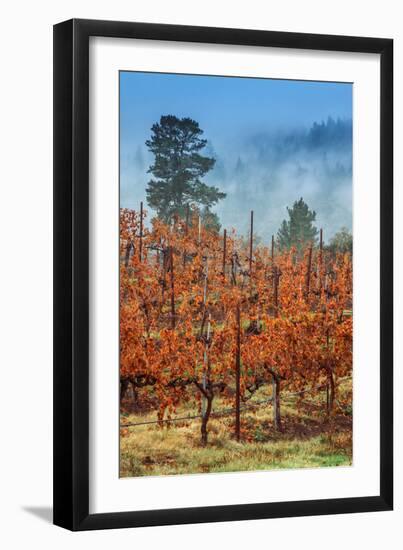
[277,198,319,251]
[145,115,225,223]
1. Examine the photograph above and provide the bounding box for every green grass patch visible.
[120,382,352,477]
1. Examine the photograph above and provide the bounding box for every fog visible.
[120,117,352,245]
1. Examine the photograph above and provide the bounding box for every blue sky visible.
[120,71,352,242]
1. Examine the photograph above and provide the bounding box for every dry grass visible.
[120,380,352,478]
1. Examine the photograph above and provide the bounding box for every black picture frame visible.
[53,18,393,531]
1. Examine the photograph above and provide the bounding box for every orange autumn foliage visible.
[120,206,352,442]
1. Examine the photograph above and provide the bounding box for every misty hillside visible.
[121,117,352,243]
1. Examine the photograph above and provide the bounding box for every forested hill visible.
[121,117,352,243]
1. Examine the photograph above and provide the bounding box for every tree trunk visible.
[201,395,213,446]
[157,406,166,428]
[272,374,283,432]
[327,369,335,416]
[130,382,138,407]
[124,242,132,268]
[120,378,129,403]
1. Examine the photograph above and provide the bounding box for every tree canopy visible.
[145,115,225,228]
[277,198,319,251]
[326,227,352,255]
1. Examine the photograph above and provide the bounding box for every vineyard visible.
[119,204,353,477]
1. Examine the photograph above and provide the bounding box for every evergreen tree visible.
[145,115,225,223]
[326,227,352,255]
[277,198,319,251]
[199,207,222,233]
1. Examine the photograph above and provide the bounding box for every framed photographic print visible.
[53,19,393,530]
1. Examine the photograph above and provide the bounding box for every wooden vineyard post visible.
[124,241,132,269]
[185,204,190,235]
[273,265,279,317]
[170,246,175,329]
[231,252,238,286]
[272,376,277,429]
[183,204,190,267]
[272,374,282,432]
[305,244,313,299]
[235,303,241,441]
[161,245,167,304]
[249,210,254,280]
[123,240,132,302]
[200,260,209,418]
[326,328,330,415]
[201,314,211,419]
[139,201,143,261]
[272,238,280,317]
[200,317,213,447]
[325,329,335,416]
[318,228,323,291]
[203,259,209,305]
[222,229,227,280]
[156,237,162,268]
